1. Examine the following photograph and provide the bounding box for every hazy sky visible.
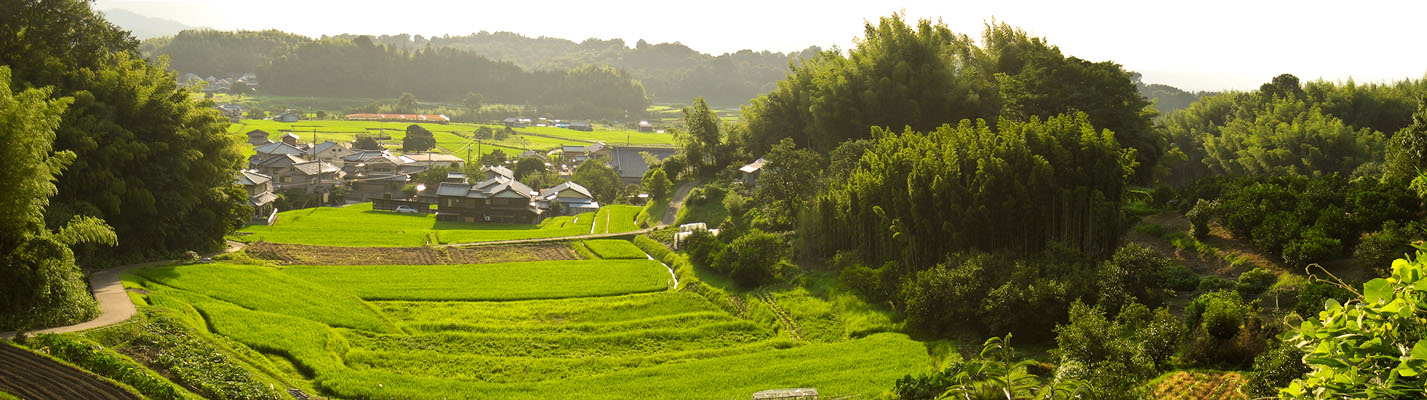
[96,0,1427,92]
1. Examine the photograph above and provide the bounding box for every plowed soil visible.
[245,242,577,265]
[0,343,140,400]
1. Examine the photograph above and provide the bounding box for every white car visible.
[394,205,419,214]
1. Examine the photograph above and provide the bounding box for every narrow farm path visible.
[0,241,247,340]
[0,343,140,400]
[661,181,697,227]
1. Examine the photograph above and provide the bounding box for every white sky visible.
[97,0,1427,92]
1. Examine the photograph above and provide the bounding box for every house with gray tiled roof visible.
[435,177,541,223]
[234,169,278,224]
[537,181,599,216]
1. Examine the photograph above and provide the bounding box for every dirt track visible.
[0,343,140,400]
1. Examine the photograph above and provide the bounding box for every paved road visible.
[661,182,697,227]
[0,241,247,340]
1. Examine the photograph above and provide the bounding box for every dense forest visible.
[649,13,1427,399]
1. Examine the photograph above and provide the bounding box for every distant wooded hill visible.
[140,30,819,106]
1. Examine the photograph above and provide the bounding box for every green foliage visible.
[1382,99,1427,183]
[403,123,436,151]
[513,156,546,182]
[723,230,786,288]
[810,113,1131,269]
[1282,253,1427,398]
[895,335,1089,400]
[0,2,248,263]
[1097,244,1174,314]
[1244,338,1311,398]
[1160,264,1202,292]
[258,38,648,119]
[134,264,393,332]
[641,168,671,200]
[675,97,729,176]
[1186,198,1216,240]
[1052,302,1184,399]
[754,138,825,230]
[0,66,73,246]
[353,134,382,150]
[572,159,621,204]
[1235,268,1277,298]
[21,334,204,400]
[901,257,989,334]
[1184,290,1247,340]
[139,29,308,76]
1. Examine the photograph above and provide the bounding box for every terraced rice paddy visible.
[238,202,629,246]
[123,240,930,399]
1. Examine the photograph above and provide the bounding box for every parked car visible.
[395,205,419,214]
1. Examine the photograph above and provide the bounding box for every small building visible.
[445,171,468,184]
[568,121,593,132]
[587,142,612,161]
[562,145,589,164]
[637,120,654,132]
[739,158,768,187]
[404,152,467,169]
[246,129,272,146]
[611,145,677,185]
[235,169,278,225]
[250,153,306,177]
[274,110,302,123]
[502,117,527,128]
[281,132,301,146]
[483,165,514,181]
[218,104,243,120]
[538,181,599,216]
[272,160,344,195]
[517,150,545,160]
[308,141,356,169]
[435,178,541,224]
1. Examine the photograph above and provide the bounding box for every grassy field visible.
[581,239,649,259]
[592,204,644,233]
[281,260,670,301]
[120,235,930,400]
[228,119,673,157]
[238,202,637,246]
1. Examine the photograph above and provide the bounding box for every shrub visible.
[1244,339,1310,397]
[982,277,1069,341]
[1159,264,1201,292]
[901,261,987,334]
[723,230,786,288]
[1281,228,1341,267]
[1354,222,1416,271]
[1197,276,1234,293]
[1187,291,1247,340]
[1186,199,1216,239]
[1293,282,1352,317]
[1235,268,1276,298]
[680,229,724,271]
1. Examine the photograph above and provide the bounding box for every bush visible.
[1292,282,1352,317]
[680,229,724,271]
[1159,264,1201,292]
[1235,268,1276,298]
[723,230,786,288]
[1186,199,1216,239]
[1186,291,1247,340]
[1281,228,1341,267]
[0,236,99,331]
[901,261,988,334]
[1197,275,1234,293]
[1354,221,1416,271]
[1244,339,1310,397]
[983,277,1070,341]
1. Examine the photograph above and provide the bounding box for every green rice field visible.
[237,202,634,246]
[121,239,930,400]
[229,118,674,160]
[580,239,650,259]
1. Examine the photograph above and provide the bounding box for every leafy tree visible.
[571,160,620,204]
[353,134,382,150]
[676,97,722,176]
[1096,244,1173,314]
[463,91,483,113]
[1382,98,1427,183]
[411,166,450,194]
[0,66,115,330]
[1053,301,1184,399]
[723,229,785,288]
[754,138,825,230]
[395,92,420,113]
[642,168,671,199]
[3,0,247,263]
[403,124,435,151]
[513,156,546,182]
[478,149,507,166]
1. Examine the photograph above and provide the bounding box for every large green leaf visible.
[1363,278,1391,304]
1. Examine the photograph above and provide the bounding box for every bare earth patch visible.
[245,242,576,265]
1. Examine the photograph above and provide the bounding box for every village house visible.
[234,169,278,224]
[246,129,272,146]
[537,181,599,216]
[561,145,589,164]
[483,165,514,181]
[343,150,415,201]
[611,145,677,184]
[250,153,306,178]
[568,121,593,132]
[403,152,466,170]
[306,141,356,169]
[273,110,302,123]
[637,120,654,132]
[435,177,541,224]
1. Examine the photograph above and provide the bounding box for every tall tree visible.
[1383,99,1427,183]
[1,0,246,263]
[678,97,722,176]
